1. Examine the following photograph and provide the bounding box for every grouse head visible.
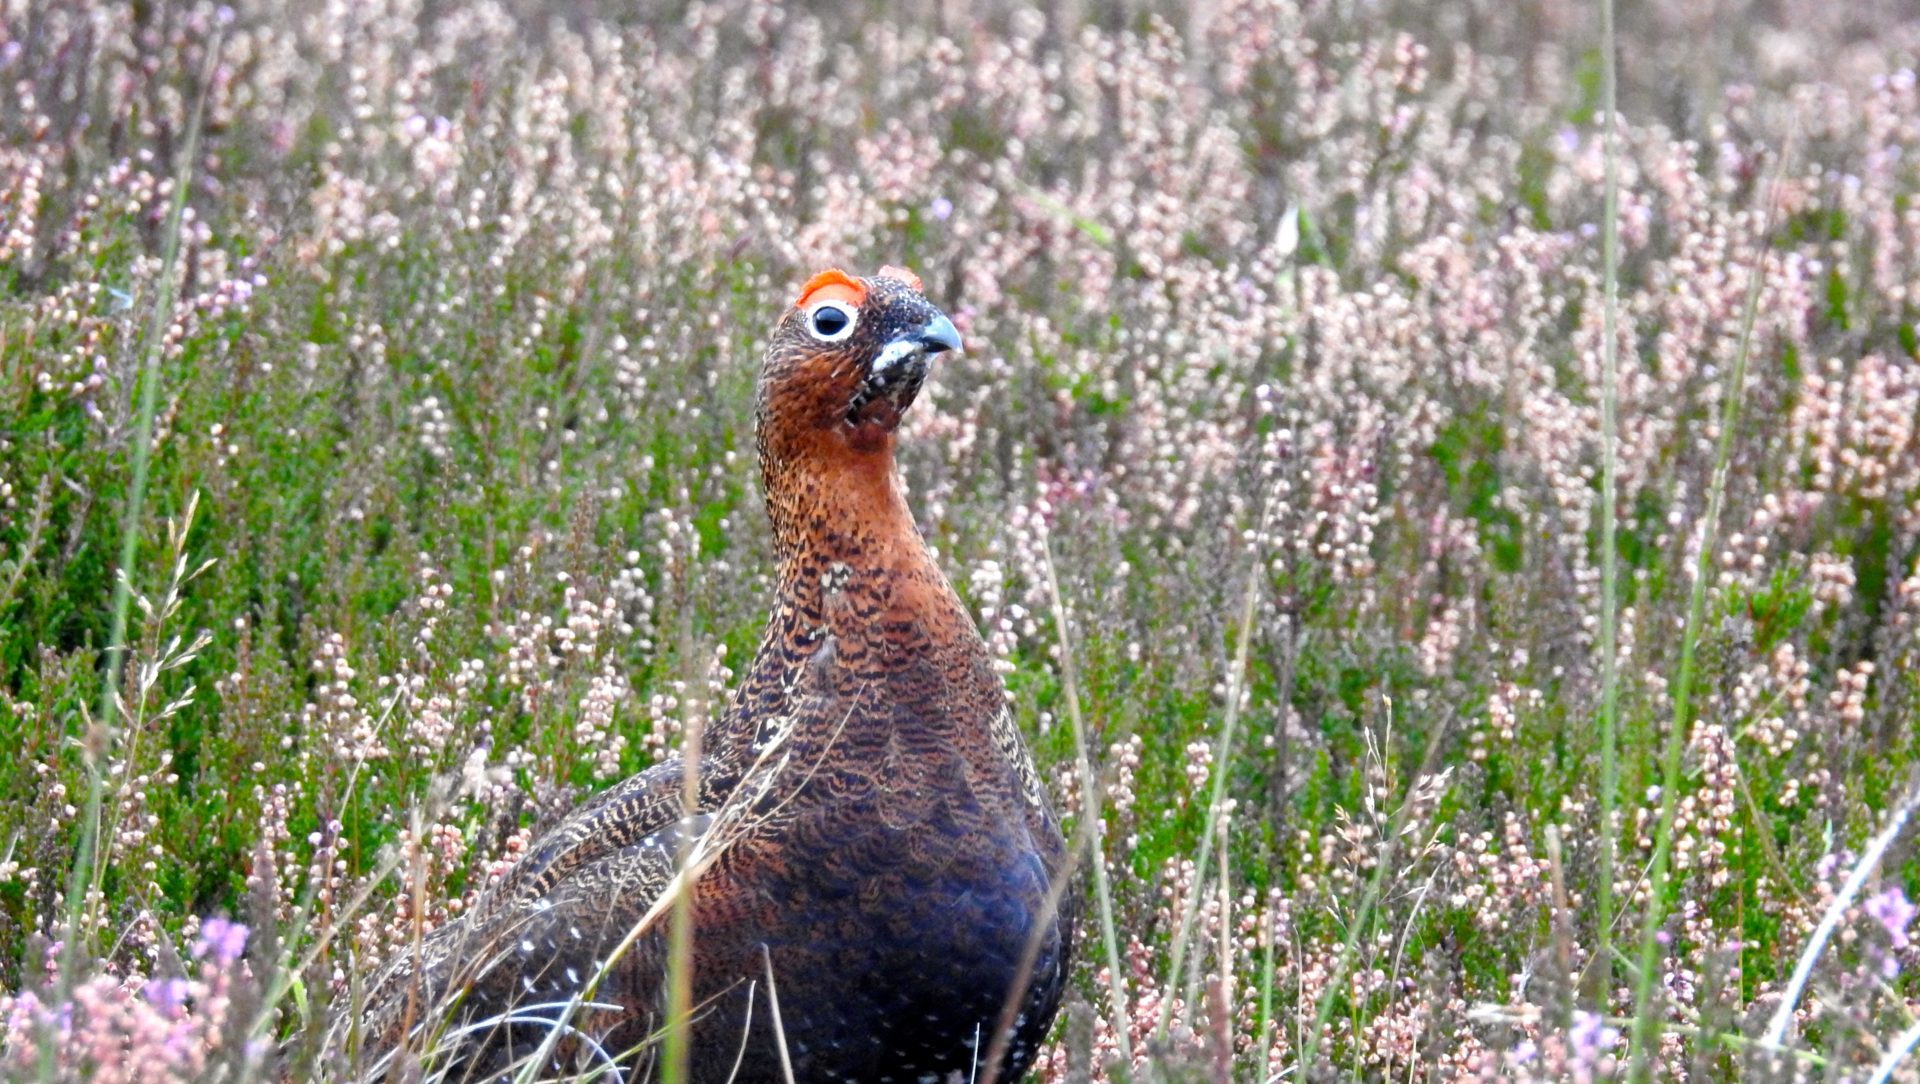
[755,266,963,459]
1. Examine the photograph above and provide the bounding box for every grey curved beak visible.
[917,313,963,355]
[873,313,964,377]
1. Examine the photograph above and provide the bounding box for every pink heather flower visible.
[3,990,49,1035]
[193,917,249,964]
[1865,887,1916,950]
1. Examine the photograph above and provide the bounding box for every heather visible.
[2,0,1919,1080]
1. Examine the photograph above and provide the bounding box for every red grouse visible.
[359,267,1073,1083]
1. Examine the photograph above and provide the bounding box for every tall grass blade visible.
[48,22,225,1084]
[1593,0,1623,1010]
[1041,537,1133,1069]
[1155,507,1269,1042]
[1626,120,1797,1080]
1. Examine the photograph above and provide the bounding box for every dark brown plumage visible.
[358,267,1073,1083]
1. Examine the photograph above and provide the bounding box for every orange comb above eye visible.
[876,265,923,291]
[794,268,866,309]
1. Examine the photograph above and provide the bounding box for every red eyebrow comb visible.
[794,268,867,308]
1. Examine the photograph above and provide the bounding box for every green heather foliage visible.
[0,0,1918,1080]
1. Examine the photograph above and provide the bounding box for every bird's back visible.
[359,641,1070,1083]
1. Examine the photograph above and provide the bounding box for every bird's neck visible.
[752,431,984,683]
[713,430,1009,791]
[762,433,926,576]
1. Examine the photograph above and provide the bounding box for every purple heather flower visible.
[929,197,953,221]
[1568,1010,1620,1068]
[1818,852,1845,881]
[144,977,190,1018]
[1865,887,1916,950]
[194,917,249,965]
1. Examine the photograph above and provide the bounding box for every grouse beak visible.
[872,314,963,378]
[917,313,963,356]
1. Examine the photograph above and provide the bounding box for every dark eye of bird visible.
[812,305,850,337]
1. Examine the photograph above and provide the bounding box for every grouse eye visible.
[806,301,857,343]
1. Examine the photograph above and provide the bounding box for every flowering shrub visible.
[0,920,257,1083]
[1,0,1918,1081]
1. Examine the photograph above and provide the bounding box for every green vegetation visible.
[1,1,1918,1081]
